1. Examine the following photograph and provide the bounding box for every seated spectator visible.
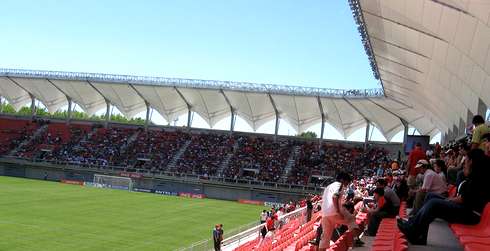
[470,115,490,150]
[411,159,448,215]
[433,159,447,183]
[366,178,400,236]
[481,133,490,157]
[397,149,490,245]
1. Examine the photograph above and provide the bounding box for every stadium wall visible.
[0,158,311,203]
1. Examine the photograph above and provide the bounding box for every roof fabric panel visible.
[91,82,146,118]
[360,0,490,135]
[11,78,67,113]
[270,95,322,133]
[320,98,366,138]
[295,96,322,132]
[176,88,229,127]
[132,85,187,122]
[222,90,255,129]
[245,93,275,131]
[49,80,105,115]
[197,89,230,127]
[0,77,31,110]
[348,99,402,140]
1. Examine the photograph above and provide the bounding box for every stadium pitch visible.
[0,176,267,251]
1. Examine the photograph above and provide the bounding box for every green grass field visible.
[0,176,267,251]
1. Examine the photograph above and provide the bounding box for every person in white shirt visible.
[411,159,448,215]
[319,172,363,250]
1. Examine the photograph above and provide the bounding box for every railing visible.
[0,156,322,192]
[218,201,319,251]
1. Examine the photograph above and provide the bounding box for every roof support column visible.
[66,97,72,124]
[174,87,192,129]
[30,94,36,119]
[230,110,236,132]
[219,89,235,133]
[105,100,110,128]
[317,96,326,140]
[145,102,150,130]
[187,107,192,128]
[364,120,370,150]
[0,96,3,114]
[401,119,409,151]
[268,94,280,140]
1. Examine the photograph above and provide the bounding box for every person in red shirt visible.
[406,143,427,188]
[266,215,275,232]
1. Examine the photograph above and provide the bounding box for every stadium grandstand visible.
[1,0,490,251]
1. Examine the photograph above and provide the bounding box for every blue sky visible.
[0,0,378,89]
[0,0,433,142]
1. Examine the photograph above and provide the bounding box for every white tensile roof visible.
[0,69,430,141]
[1,0,489,141]
[352,0,490,140]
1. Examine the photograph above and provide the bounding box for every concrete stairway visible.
[8,124,48,156]
[166,140,192,169]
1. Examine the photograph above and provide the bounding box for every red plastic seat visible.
[451,203,490,236]
[464,243,490,251]
[458,235,490,245]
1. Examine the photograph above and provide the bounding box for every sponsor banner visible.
[111,185,130,190]
[191,194,205,199]
[179,192,205,199]
[238,199,264,206]
[264,201,284,208]
[155,190,178,196]
[119,172,143,179]
[133,188,153,193]
[60,179,84,186]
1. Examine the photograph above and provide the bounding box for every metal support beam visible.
[187,109,193,127]
[46,79,73,123]
[67,97,72,124]
[368,98,410,139]
[317,96,326,140]
[174,87,193,128]
[129,84,155,129]
[219,89,236,132]
[145,102,150,130]
[230,112,236,132]
[268,94,280,138]
[0,96,3,114]
[86,81,114,125]
[401,119,409,153]
[30,94,36,118]
[105,99,110,128]
[364,120,370,150]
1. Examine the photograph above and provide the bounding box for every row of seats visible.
[371,202,408,251]
[233,213,320,251]
[450,203,490,251]
[239,208,371,251]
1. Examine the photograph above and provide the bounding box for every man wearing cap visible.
[407,143,427,188]
[411,159,447,215]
